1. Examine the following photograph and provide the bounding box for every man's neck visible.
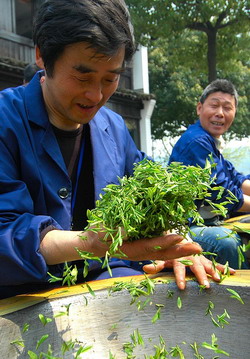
[214,135,225,151]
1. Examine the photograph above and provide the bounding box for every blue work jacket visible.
[0,73,148,287]
[169,120,250,212]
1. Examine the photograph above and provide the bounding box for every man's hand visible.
[116,233,202,261]
[142,255,235,290]
[83,227,203,261]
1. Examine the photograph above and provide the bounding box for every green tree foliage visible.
[149,37,250,139]
[126,0,250,139]
[127,0,249,81]
[148,37,205,138]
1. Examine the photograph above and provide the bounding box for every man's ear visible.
[35,46,44,69]
[196,102,202,116]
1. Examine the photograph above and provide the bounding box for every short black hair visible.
[33,0,135,77]
[23,63,40,83]
[200,79,238,107]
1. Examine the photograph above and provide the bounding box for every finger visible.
[112,228,203,262]
[142,259,187,290]
[214,262,236,275]
[200,257,235,282]
[143,259,188,290]
[143,260,171,274]
[154,242,202,261]
[189,257,211,288]
[121,240,202,261]
[172,259,187,290]
[119,233,183,258]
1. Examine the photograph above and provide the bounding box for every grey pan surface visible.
[0,277,249,358]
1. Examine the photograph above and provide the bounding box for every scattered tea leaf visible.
[177,296,182,309]
[10,339,25,348]
[226,288,244,304]
[36,334,49,350]
[38,314,52,326]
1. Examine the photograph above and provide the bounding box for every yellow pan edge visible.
[1,270,249,316]
[221,222,250,232]
[224,214,250,224]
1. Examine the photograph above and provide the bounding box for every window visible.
[15,0,42,38]
[125,118,140,147]
[15,0,33,38]
[118,68,133,90]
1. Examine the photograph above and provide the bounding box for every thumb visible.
[143,260,173,274]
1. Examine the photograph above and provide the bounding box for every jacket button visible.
[58,187,70,199]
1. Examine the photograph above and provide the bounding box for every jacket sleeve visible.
[0,132,63,286]
[124,123,150,175]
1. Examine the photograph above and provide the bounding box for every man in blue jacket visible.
[0,0,232,299]
[169,79,250,268]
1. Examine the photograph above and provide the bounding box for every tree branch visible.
[217,18,240,29]
[186,22,209,33]
[215,10,227,27]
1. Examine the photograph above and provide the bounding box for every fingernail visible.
[178,281,185,290]
[203,280,210,288]
[214,272,221,280]
[194,242,201,246]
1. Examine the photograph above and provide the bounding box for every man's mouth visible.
[78,104,94,109]
[211,121,224,127]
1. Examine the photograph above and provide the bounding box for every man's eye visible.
[77,78,88,82]
[105,77,119,83]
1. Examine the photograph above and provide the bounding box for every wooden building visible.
[0,0,155,153]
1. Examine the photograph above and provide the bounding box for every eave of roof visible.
[0,57,26,74]
[114,88,155,101]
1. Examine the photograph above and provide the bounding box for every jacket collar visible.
[24,71,49,129]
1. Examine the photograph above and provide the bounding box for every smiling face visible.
[197,92,237,138]
[36,42,125,130]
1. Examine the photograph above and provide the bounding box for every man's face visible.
[38,42,125,130]
[197,91,236,138]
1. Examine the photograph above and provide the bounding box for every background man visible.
[23,63,41,84]
[169,79,250,268]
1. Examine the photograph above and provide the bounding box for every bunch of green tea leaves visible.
[84,158,236,258]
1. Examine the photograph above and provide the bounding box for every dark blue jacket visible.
[169,120,250,212]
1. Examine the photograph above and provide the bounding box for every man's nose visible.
[84,82,103,103]
[216,106,224,117]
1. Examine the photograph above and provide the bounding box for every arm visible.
[0,110,63,285]
[238,193,250,212]
[0,187,62,285]
[238,179,250,212]
[40,229,201,265]
[242,179,250,196]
